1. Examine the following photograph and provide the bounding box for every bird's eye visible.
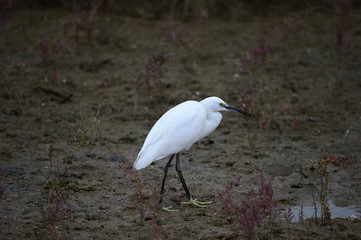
[219,103,225,107]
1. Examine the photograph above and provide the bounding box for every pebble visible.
[4,183,28,193]
[110,154,126,163]
[2,106,22,116]
[5,166,27,175]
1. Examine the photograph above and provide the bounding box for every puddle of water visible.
[289,201,361,222]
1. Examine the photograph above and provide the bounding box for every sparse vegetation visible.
[136,49,172,98]
[310,154,342,226]
[41,186,71,239]
[219,173,280,238]
[236,34,272,88]
[1,2,360,239]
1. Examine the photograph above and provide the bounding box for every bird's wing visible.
[134,101,207,170]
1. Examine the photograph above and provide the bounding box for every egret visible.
[134,96,250,210]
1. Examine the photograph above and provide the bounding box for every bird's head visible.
[201,97,251,116]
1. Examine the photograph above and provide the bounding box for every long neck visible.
[200,111,222,139]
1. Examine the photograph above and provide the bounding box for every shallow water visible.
[290,201,361,222]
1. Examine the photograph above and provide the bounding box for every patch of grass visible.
[81,186,96,192]
[44,179,78,190]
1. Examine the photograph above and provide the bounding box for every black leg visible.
[175,153,192,200]
[159,154,175,203]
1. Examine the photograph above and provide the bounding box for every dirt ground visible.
[1,3,361,240]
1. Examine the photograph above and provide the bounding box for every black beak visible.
[225,105,251,116]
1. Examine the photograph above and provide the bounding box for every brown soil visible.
[1,5,361,240]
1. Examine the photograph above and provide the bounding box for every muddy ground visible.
[1,3,361,240]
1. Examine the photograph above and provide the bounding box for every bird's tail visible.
[133,147,160,170]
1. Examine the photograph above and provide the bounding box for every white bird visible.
[134,96,250,210]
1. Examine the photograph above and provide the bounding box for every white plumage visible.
[134,96,249,170]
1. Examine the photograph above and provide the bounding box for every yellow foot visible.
[162,206,180,212]
[181,197,213,208]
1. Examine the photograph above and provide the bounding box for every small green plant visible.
[310,153,341,225]
[44,180,75,190]
[81,186,96,192]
